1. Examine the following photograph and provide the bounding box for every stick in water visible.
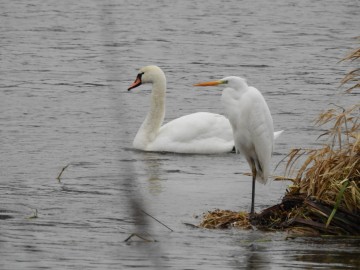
[140,209,174,232]
[57,164,70,181]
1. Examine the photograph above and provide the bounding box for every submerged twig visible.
[124,233,156,242]
[28,209,38,219]
[140,209,174,232]
[57,164,70,182]
[183,222,199,229]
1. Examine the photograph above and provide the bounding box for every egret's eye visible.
[222,80,228,84]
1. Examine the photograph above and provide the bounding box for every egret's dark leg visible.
[250,162,257,216]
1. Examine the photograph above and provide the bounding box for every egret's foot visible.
[249,212,259,225]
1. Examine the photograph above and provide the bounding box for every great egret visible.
[194,76,277,215]
[128,65,234,154]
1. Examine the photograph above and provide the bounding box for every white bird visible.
[127,65,234,154]
[194,76,278,215]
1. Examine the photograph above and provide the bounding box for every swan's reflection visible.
[139,151,165,195]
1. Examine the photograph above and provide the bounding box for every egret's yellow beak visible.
[193,80,224,87]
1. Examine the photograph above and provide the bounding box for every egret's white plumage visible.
[128,66,234,154]
[195,76,279,215]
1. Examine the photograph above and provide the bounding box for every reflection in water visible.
[230,232,272,270]
[140,152,165,195]
[120,152,166,269]
[148,175,163,195]
[291,237,360,269]
[244,245,270,270]
[123,151,168,268]
[294,251,360,268]
[242,235,271,270]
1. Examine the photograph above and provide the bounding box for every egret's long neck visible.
[138,77,166,143]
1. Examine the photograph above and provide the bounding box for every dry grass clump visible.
[199,209,251,229]
[286,104,360,213]
[281,103,360,235]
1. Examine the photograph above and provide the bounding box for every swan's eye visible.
[128,72,145,91]
[136,72,144,80]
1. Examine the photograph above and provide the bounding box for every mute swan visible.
[195,76,278,215]
[128,65,234,154]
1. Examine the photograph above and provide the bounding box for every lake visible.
[1,0,359,269]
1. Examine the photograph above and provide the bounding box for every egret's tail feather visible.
[274,130,284,140]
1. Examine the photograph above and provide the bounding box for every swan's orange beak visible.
[128,73,142,91]
[193,80,223,87]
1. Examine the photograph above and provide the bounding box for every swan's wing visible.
[148,112,234,154]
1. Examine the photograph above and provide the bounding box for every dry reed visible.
[339,38,360,93]
[286,104,360,213]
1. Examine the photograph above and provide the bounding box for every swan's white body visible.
[128,66,234,154]
[134,111,234,154]
[195,76,279,214]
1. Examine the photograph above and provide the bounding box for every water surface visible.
[1,0,359,269]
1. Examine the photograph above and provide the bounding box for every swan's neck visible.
[134,79,166,148]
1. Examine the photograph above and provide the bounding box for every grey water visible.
[1,0,359,269]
